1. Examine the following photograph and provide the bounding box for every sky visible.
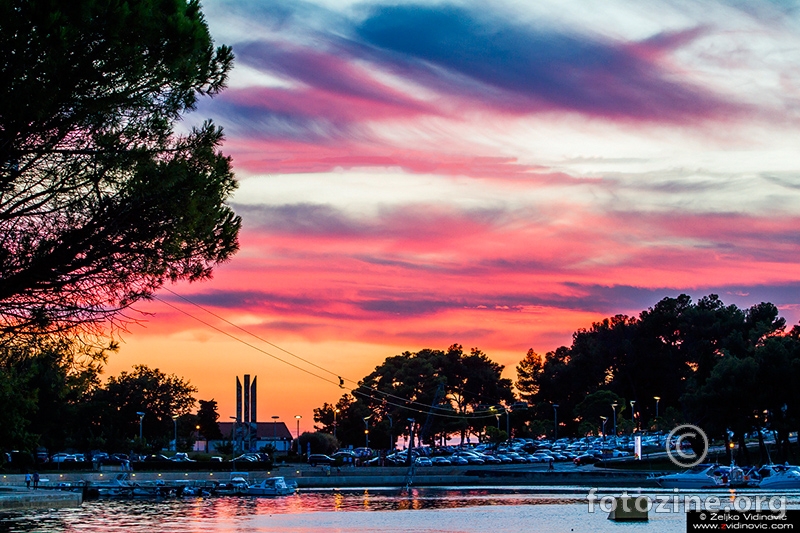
[108,0,800,433]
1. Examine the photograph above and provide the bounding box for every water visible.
[0,487,791,533]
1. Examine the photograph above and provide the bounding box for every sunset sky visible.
[108,0,800,432]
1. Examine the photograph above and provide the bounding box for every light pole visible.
[505,407,510,441]
[654,396,661,420]
[271,415,279,451]
[333,408,339,440]
[136,411,145,441]
[611,403,617,437]
[600,416,607,442]
[553,404,559,440]
[295,415,302,439]
[172,415,178,452]
[230,416,240,453]
[364,415,371,449]
[630,400,636,432]
[387,414,394,451]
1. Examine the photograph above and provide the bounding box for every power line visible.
[154,291,510,420]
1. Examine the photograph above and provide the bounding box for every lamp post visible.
[230,416,240,453]
[136,411,145,441]
[364,415,371,449]
[600,416,607,442]
[553,404,559,440]
[271,416,280,454]
[172,415,178,452]
[611,403,617,437]
[295,415,302,439]
[654,396,661,420]
[333,408,339,440]
[630,400,636,432]
[387,414,394,451]
[505,407,510,441]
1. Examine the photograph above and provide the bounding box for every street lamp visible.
[654,396,661,420]
[333,408,339,440]
[630,400,636,432]
[271,416,280,454]
[611,403,618,437]
[600,416,607,442]
[387,414,394,451]
[553,404,559,440]
[364,415,372,449]
[230,416,240,453]
[136,412,145,440]
[172,415,178,452]
[295,415,302,439]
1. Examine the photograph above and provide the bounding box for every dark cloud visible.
[354,4,731,121]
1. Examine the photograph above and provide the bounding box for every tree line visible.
[314,294,800,463]
[0,335,222,456]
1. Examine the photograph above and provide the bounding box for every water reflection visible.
[0,488,591,533]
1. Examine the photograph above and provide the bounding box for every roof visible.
[217,421,293,440]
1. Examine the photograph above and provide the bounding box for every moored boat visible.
[656,464,727,489]
[246,476,296,496]
[757,464,800,490]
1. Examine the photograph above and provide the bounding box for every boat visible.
[655,464,727,489]
[212,472,250,496]
[245,476,296,496]
[757,464,800,490]
[89,472,136,497]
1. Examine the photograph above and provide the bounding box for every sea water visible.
[0,486,788,533]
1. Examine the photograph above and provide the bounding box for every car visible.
[307,454,334,466]
[170,452,195,462]
[210,456,223,462]
[448,455,469,466]
[143,454,170,462]
[50,453,75,463]
[332,450,357,461]
[430,456,452,466]
[573,454,601,466]
[414,457,433,467]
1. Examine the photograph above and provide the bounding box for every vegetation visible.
[0,0,240,336]
[314,295,800,464]
[0,0,237,467]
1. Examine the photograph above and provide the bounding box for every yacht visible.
[246,476,297,496]
[656,464,727,489]
[757,464,800,490]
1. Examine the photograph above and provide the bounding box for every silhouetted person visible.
[32,472,39,489]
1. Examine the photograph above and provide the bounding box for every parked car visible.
[414,457,433,467]
[170,453,195,462]
[50,453,75,463]
[573,454,600,466]
[232,453,259,462]
[307,454,334,466]
[143,454,170,462]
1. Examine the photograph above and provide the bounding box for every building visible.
[211,421,293,453]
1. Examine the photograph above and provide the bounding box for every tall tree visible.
[196,399,223,441]
[88,364,197,451]
[0,0,240,335]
